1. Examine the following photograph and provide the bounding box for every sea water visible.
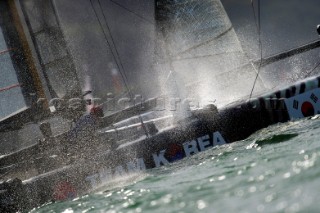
[33,117,320,213]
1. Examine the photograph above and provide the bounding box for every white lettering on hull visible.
[127,158,146,173]
[152,150,170,167]
[183,140,199,157]
[86,131,226,188]
[213,132,226,146]
[198,135,211,152]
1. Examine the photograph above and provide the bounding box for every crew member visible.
[67,105,104,141]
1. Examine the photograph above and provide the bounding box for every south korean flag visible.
[285,88,320,120]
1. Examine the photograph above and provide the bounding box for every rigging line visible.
[109,0,154,25]
[0,48,14,55]
[175,26,234,57]
[172,51,243,62]
[249,0,263,99]
[304,61,320,78]
[232,2,262,87]
[0,83,21,93]
[90,0,150,137]
[250,0,259,33]
[94,0,132,98]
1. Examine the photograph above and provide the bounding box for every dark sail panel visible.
[20,0,81,99]
[52,0,158,112]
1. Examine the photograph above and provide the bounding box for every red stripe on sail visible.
[0,83,21,93]
[0,48,14,55]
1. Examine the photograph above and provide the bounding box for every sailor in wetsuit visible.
[67,105,104,142]
[67,75,104,142]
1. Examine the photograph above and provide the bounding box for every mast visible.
[0,0,84,130]
[0,0,46,123]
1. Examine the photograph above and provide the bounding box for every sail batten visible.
[156,0,233,54]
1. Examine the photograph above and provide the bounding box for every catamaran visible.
[0,0,319,212]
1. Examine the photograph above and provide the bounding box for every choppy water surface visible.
[34,117,320,213]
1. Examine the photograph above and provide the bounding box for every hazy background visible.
[222,0,320,58]
[222,0,320,88]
